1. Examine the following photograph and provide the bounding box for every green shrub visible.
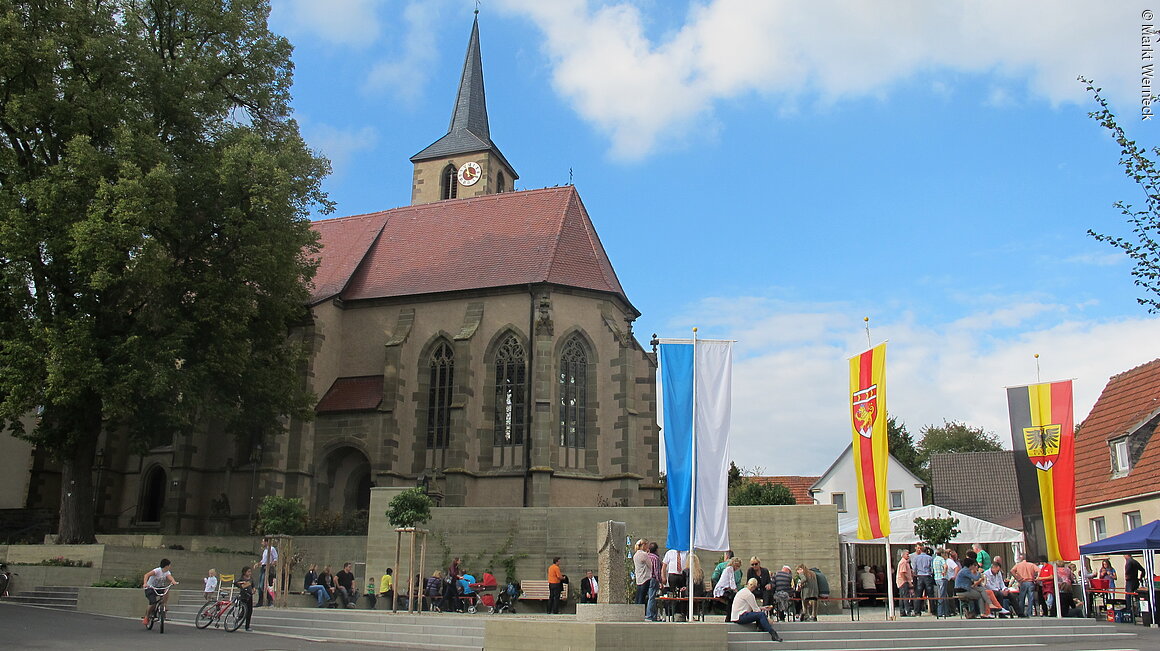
[26,556,92,567]
[256,495,307,535]
[92,577,136,588]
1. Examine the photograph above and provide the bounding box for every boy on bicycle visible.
[143,558,179,626]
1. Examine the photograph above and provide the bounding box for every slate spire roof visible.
[410,14,517,179]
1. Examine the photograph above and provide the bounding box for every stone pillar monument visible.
[576,520,644,621]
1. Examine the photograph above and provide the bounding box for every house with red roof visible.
[1075,358,1160,545]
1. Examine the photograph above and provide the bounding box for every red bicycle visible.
[194,588,246,632]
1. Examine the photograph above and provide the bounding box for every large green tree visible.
[887,416,922,478]
[915,420,1003,474]
[0,0,330,542]
[1083,78,1160,312]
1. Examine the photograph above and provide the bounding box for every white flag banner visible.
[694,341,732,551]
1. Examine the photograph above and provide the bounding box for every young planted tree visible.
[0,0,331,542]
[913,516,961,549]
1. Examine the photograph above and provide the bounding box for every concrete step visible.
[166,600,486,649]
[0,585,80,610]
[726,618,1144,651]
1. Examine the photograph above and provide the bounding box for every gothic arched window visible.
[441,164,458,200]
[426,341,454,449]
[496,170,506,193]
[559,336,588,448]
[493,334,526,445]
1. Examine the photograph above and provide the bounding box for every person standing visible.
[632,540,651,605]
[1124,554,1146,598]
[441,557,461,613]
[662,547,687,592]
[646,542,664,622]
[932,550,948,617]
[256,538,278,607]
[236,565,255,631]
[547,557,565,614]
[795,565,819,622]
[911,545,934,615]
[1011,554,1039,617]
[203,568,219,602]
[896,549,914,616]
[972,544,991,574]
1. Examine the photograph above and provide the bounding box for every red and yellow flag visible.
[849,343,890,540]
[1007,380,1078,560]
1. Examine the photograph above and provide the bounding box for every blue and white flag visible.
[660,339,732,552]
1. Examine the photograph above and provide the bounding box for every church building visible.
[20,15,661,534]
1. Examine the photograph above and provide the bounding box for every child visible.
[204,568,219,602]
[365,577,378,609]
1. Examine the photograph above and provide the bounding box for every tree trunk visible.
[56,412,100,544]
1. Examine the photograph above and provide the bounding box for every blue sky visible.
[269,0,1160,476]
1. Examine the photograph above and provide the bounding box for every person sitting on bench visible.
[954,558,991,619]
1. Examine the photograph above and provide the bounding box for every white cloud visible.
[666,296,1160,477]
[271,0,382,47]
[497,0,1143,159]
[301,122,379,180]
[365,2,443,105]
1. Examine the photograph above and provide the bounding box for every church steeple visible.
[410,13,518,205]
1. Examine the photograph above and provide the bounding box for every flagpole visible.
[864,316,871,349]
[689,326,697,624]
[1035,354,1041,383]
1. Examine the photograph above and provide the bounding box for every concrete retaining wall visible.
[76,586,181,618]
[1,565,100,588]
[367,489,840,613]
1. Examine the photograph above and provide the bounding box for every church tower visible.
[410,13,518,205]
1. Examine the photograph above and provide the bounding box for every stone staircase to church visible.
[727,615,1147,650]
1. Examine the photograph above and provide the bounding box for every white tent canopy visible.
[839,504,1024,545]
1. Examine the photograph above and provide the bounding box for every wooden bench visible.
[519,580,567,603]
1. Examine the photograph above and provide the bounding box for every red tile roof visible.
[308,187,630,309]
[309,213,388,305]
[1075,358,1160,507]
[315,376,384,413]
[749,476,821,505]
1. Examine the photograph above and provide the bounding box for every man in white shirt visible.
[983,561,1013,616]
[662,548,687,591]
[731,578,782,643]
[256,537,278,606]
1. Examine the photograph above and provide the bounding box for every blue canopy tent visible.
[1078,520,1160,624]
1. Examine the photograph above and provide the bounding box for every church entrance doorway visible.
[139,465,166,523]
[317,446,371,514]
